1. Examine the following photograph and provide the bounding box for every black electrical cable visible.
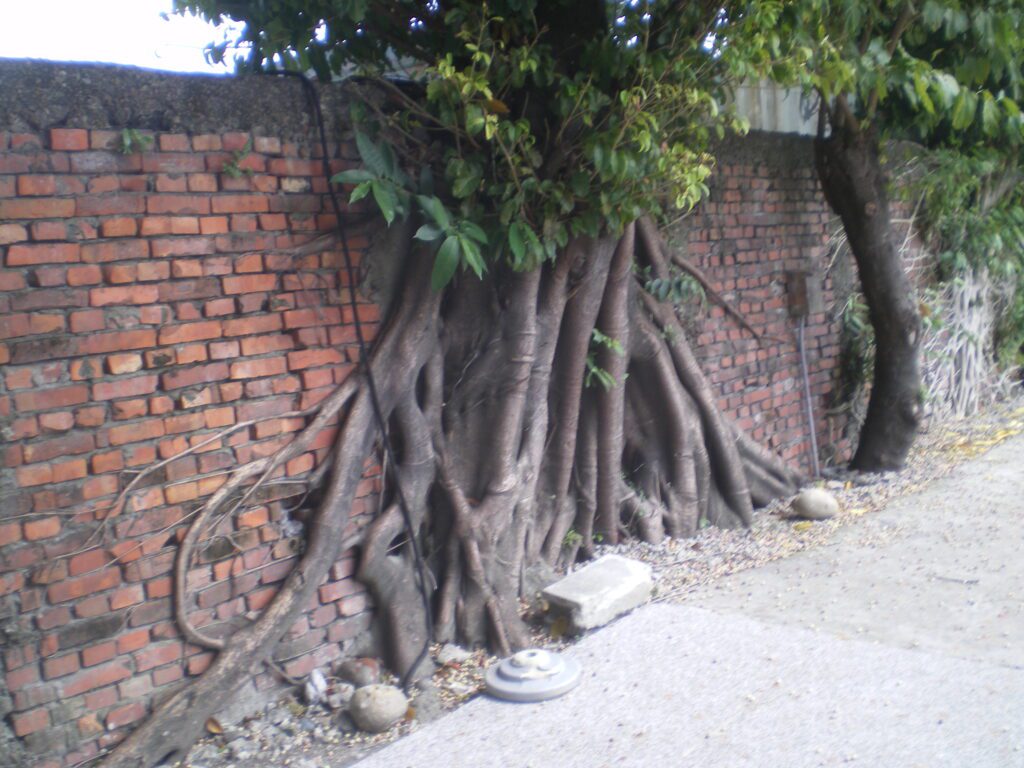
[263,69,434,691]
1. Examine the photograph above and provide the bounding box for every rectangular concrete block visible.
[542,554,653,630]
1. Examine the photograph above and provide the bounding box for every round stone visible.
[348,684,408,733]
[791,487,840,520]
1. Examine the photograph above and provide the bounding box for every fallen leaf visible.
[205,717,223,734]
[793,521,813,532]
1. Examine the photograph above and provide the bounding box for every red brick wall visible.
[0,66,852,768]
[0,121,380,766]
[683,133,852,469]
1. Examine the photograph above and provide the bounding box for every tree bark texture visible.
[100,218,801,768]
[815,119,923,471]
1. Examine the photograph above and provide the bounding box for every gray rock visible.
[228,737,256,761]
[349,684,409,733]
[542,554,653,631]
[337,658,381,687]
[791,488,840,520]
[304,669,328,705]
[325,682,356,709]
[437,644,472,665]
[334,711,358,734]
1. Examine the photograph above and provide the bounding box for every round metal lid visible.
[484,648,582,703]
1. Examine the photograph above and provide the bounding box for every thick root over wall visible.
[100,218,801,767]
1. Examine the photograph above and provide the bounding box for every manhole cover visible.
[484,648,582,702]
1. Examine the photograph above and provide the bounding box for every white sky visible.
[0,0,244,75]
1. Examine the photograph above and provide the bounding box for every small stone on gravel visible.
[337,658,382,688]
[437,644,472,665]
[349,684,409,733]
[791,488,840,520]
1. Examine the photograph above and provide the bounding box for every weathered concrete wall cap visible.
[0,59,349,137]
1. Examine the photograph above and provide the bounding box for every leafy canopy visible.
[176,0,783,288]
[771,0,1024,144]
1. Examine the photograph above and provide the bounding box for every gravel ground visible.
[180,395,1024,768]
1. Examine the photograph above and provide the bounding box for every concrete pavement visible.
[355,432,1024,768]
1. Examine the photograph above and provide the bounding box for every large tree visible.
[774,0,1024,469]
[101,3,802,765]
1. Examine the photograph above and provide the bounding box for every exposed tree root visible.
[100,219,801,768]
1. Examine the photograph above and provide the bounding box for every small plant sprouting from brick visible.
[222,138,255,179]
[118,128,153,155]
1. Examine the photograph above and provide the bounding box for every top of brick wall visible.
[0,60,351,138]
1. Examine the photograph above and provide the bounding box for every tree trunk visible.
[99,218,801,768]
[815,118,923,471]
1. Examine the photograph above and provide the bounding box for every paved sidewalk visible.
[355,433,1024,768]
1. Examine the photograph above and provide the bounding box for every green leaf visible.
[416,195,451,231]
[355,131,392,179]
[415,224,443,242]
[371,181,397,225]
[508,222,526,265]
[431,235,460,291]
[349,181,371,204]
[452,163,483,198]
[460,221,488,244]
[332,169,376,185]
[458,234,485,278]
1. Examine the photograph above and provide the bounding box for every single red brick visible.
[106,701,147,729]
[134,642,182,672]
[61,661,132,697]
[81,641,117,667]
[146,195,211,215]
[107,419,165,446]
[0,197,75,219]
[78,329,156,355]
[38,412,74,432]
[0,522,22,546]
[24,515,61,540]
[211,194,269,214]
[29,314,65,334]
[75,406,107,428]
[47,568,121,604]
[157,321,222,345]
[116,629,150,654]
[0,223,29,244]
[82,474,118,501]
[287,349,345,370]
[43,653,80,679]
[50,128,89,150]
[14,384,89,412]
[234,253,263,272]
[52,459,87,483]
[112,398,149,421]
[209,340,240,360]
[222,274,277,294]
[107,353,143,375]
[7,242,80,266]
[199,215,229,234]
[100,218,138,238]
[80,239,149,263]
[66,265,103,286]
[11,708,50,737]
[93,374,158,401]
[90,285,159,307]
[222,314,282,336]
[230,358,287,379]
[70,310,105,334]
[17,175,57,196]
